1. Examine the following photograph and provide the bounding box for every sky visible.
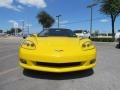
[0,0,120,33]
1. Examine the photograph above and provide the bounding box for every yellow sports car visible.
[19,28,96,73]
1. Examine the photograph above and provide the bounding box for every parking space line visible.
[0,67,19,76]
[0,53,17,61]
[0,45,18,49]
[0,48,17,53]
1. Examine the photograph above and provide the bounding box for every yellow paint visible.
[19,36,96,73]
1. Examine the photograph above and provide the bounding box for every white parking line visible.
[0,67,19,76]
[0,48,17,53]
[0,45,18,49]
[0,53,17,61]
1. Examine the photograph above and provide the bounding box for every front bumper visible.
[19,60,96,73]
[19,48,96,73]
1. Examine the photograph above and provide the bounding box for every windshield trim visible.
[38,29,77,37]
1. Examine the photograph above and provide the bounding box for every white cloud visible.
[56,20,69,24]
[100,19,109,23]
[0,0,46,11]
[17,0,47,8]
[8,20,19,28]
[60,24,66,27]
[17,5,24,9]
[60,20,69,24]
[0,0,20,11]
[8,20,17,23]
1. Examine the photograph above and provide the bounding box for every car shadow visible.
[23,69,94,80]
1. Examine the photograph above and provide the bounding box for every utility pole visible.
[26,24,32,35]
[18,20,25,36]
[9,20,18,36]
[21,20,25,36]
[13,22,18,36]
[87,3,97,35]
[22,21,25,35]
[56,15,62,28]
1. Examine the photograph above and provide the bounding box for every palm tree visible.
[37,11,55,30]
[100,0,120,39]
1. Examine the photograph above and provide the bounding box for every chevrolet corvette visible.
[19,28,96,73]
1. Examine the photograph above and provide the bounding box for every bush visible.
[91,38,115,42]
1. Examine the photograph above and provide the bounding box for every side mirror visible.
[32,34,37,37]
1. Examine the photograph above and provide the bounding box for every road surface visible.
[0,38,120,90]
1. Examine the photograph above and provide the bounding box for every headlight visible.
[21,40,36,50]
[82,41,95,50]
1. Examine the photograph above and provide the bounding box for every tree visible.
[6,30,11,34]
[94,30,99,37]
[10,28,22,34]
[6,28,22,35]
[99,0,120,39]
[37,11,55,30]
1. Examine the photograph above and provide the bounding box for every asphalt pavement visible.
[0,38,120,90]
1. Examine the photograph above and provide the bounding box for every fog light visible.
[90,59,96,64]
[20,59,27,64]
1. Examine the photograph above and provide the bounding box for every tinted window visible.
[83,30,88,34]
[38,29,77,37]
[74,30,83,33]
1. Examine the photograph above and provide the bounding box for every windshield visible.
[74,30,83,33]
[38,29,77,37]
[83,30,89,34]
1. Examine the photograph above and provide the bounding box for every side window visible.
[39,30,49,36]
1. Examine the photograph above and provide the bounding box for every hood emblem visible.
[55,50,64,52]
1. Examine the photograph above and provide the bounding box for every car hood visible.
[37,37,79,46]
[36,37,81,51]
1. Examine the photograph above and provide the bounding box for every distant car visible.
[115,30,120,42]
[115,30,120,48]
[19,28,96,73]
[74,30,90,38]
